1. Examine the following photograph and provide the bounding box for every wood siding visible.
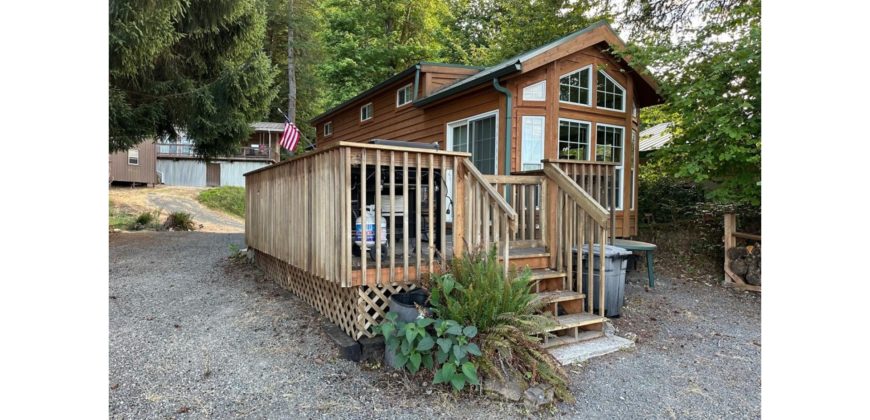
[313,44,647,237]
[109,140,157,184]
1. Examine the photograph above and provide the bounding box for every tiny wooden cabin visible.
[246,21,663,347]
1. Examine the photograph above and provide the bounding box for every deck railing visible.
[245,142,516,287]
[483,174,547,248]
[543,162,611,318]
[158,143,274,160]
[544,159,617,244]
[458,161,519,278]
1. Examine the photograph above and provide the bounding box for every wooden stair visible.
[506,245,607,349]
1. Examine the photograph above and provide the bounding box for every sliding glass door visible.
[448,111,498,175]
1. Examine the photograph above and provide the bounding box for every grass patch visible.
[164,211,196,231]
[198,186,245,218]
[109,208,136,230]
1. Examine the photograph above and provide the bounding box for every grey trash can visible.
[574,244,632,317]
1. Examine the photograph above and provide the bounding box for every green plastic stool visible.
[612,239,657,288]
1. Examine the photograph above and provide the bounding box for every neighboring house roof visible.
[639,122,673,152]
[250,122,285,132]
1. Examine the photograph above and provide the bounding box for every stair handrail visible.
[461,159,519,230]
[542,162,610,227]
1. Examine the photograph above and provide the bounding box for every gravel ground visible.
[110,232,760,419]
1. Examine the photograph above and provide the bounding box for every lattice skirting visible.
[252,248,419,339]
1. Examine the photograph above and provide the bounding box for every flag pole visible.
[277,108,316,151]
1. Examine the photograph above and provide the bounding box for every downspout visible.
[413,64,421,100]
[492,78,512,176]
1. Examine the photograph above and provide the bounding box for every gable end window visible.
[596,70,625,111]
[128,148,139,165]
[360,103,373,121]
[522,81,546,101]
[323,121,333,136]
[397,84,413,107]
[559,66,591,105]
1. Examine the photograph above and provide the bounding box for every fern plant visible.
[429,246,574,402]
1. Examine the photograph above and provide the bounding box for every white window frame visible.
[360,103,373,121]
[595,122,626,210]
[557,117,592,161]
[323,121,333,137]
[631,129,637,210]
[396,83,413,107]
[558,65,592,106]
[128,148,139,165]
[522,80,547,101]
[520,116,545,171]
[596,70,626,112]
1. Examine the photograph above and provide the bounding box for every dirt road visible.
[109,186,243,233]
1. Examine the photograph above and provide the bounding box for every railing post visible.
[453,160,465,259]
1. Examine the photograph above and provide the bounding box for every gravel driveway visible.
[110,232,760,419]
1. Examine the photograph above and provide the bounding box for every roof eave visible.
[310,65,419,124]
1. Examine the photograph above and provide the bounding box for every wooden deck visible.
[246,142,616,342]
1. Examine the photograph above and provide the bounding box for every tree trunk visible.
[283,0,297,160]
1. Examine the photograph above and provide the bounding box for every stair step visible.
[542,330,605,349]
[532,290,584,304]
[545,313,606,332]
[500,247,549,259]
[528,268,566,281]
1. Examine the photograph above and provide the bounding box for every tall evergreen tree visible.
[109,0,277,159]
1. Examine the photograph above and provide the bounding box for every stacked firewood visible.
[728,244,761,286]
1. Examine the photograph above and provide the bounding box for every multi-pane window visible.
[631,129,637,210]
[597,70,625,111]
[397,84,413,107]
[558,118,590,160]
[596,124,625,209]
[559,67,591,105]
[324,121,333,136]
[128,148,139,165]
[360,103,373,121]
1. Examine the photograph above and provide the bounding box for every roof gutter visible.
[492,78,512,176]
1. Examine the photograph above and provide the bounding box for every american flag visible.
[279,121,300,152]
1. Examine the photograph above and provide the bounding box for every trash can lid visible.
[574,244,633,257]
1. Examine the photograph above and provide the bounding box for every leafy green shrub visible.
[429,247,572,402]
[375,313,481,392]
[197,186,245,218]
[431,319,480,391]
[163,212,195,231]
